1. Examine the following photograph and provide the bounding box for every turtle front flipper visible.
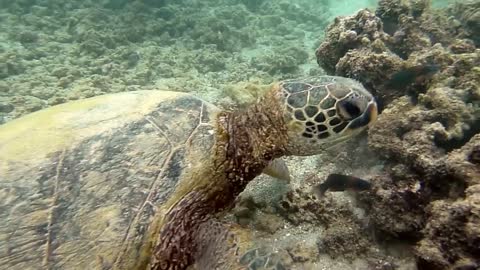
[237,246,288,270]
[193,219,241,269]
[149,188,290,270]
[194,220,288,270]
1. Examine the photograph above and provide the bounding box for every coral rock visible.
[316,0,480,268]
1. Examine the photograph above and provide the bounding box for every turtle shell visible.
[0,90,220,269]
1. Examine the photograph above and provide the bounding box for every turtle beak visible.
[367,101,378,127]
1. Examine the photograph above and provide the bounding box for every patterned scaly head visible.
[279,76,377,156]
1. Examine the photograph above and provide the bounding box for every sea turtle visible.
[0,75,377,270]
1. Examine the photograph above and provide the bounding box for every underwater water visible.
[0,0,478,269]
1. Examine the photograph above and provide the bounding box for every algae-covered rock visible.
[316,0,480,268]
[316,9,385,75]
[0,52,25,79]
[9,95,45,117]
[316,1,479,108]
[0,0,331,123]
[251,46,309,75]
[448,0,480,46]
[335,49,404,104]
[190,18,254,52]
[317,224,370,260]
[415,135,480,268]
[0,100,14,113]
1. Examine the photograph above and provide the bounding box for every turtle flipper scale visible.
[239,247,288,270]
[194,219,241,269]
[193,219,288,270]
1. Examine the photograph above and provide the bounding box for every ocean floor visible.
[0,0,378,124]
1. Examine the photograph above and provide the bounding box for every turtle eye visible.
[337,99,362,120]
[345,101,361,117]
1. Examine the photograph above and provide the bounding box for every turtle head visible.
[277,76,377,156]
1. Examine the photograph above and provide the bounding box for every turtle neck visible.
[147,85,290,270]
[216,85,289,197]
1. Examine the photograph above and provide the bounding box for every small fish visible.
[386,64,440,89]
[313,173,372,198]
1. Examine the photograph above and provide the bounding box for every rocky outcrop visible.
[316,0,480,268]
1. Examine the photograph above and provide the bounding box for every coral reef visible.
[275,188,371,260]
[447,0,480,46]
[316,0,480,268]
[316,0,479,108]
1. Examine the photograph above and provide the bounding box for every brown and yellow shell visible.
[0,90,221,270]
